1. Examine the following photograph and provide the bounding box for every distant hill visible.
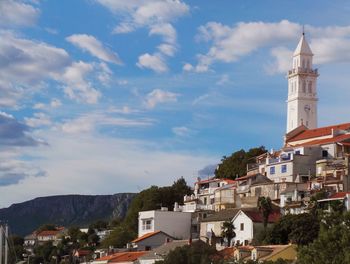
[0,193,136,236]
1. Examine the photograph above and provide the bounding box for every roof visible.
[201,208,280,224]
[286,123,350,143]
[330,192,350,199]
[259,244,296,261]
[201,209,240,222]
[292,133,350,147]
[293,34,313,56]
[196,177,235,185]
[74,250,92,257]
[37,230,60,236]
[95,252,147,263]
[242,210,280,223]
[138,239,203,260]
[131,231,172,243]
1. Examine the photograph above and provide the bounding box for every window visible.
[240,223,244,231]
[145,246,151,251]
[142,219,152,230]
[322,150,328,158]
[204,197,207,205]
[244,240,249,246]
[281,164,287,173]
[295,150,300,155]
[270,166,275,175]
[302,80,306,93]
[308,81,312,93]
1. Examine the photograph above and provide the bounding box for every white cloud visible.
[50,99,62,108]
[61,112,154,134]
[183,63,194,72]
[0,130,215,208]
[216,74,230,85]
[172,126,193,137]
[150,23,177,44]
[59,61,101,104]
[144,89,179,109]
[191,20,350,73]
[0,31,70,106]
[97,0,189,30]
[25,113,52,128]
[0,0,40,27]
[137,53,168,73]
[66,34,122,64]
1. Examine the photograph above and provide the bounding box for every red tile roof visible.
[37,230,60,237]
[330,192,350,199]
[109,251,147,263]
[287,123,350,142]
[243,211,280,223]
[131,231,172,243]
[292,133,350,147]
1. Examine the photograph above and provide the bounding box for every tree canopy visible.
[215,146,266,179]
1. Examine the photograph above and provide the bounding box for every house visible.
[93,252,147,264]
[280,182,309,214]
[36,230,62,245]
[317,192,350,211]
[233,244,297,262]
[73,249,93,263]
[131,231,174,251]
[183,178,236,212]
[200,209,280,248]
[136,239,193,264]
[138,208,191,239]
[232,210,280,246]
[23,233,37,253]
[214,183,236,212]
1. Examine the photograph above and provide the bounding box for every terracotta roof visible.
[217,247,236,260]
[243,211,280,223]
[330,192,350,199]
[287,123,350,143]
[37,230,60,236]
[292,133,350,147]
[109,252,147,263]
[132,231,172,243]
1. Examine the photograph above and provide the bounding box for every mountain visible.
[0,193,136,236]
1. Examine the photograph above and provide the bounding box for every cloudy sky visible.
[1,0,350,208]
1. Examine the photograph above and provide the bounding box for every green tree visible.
[298,211,350,264]
[266,213,319,246]
[258,196,272,229]
[221,221,236,246]
[156,241,218,264]
[215,146,266,179]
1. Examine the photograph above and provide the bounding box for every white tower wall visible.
[286,34,319,133]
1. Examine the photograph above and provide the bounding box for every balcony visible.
[288,67,318,76]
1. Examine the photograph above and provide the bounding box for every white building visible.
[287,33,318,133]
[138,208,191,239]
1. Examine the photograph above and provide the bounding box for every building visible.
[131,231,174,251]
[93,252,147,264]
[286,33,318,133]
[136,240,195,264]
[183,178,236,212]
[199,208,280,248]
[138,208,191,239]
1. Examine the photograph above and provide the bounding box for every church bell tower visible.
[286,33,319,133]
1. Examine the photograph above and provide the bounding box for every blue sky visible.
[1,0,350,208]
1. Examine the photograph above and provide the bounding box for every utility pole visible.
[0,224,9,264]
[0,225,3,264]
[4,225,8,264]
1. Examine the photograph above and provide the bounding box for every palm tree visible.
[221,221,236,247]
[258,196,272,229]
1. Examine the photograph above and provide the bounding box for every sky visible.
[1,0,350,208]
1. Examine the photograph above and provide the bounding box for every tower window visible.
[302,80,306,93]
[307,60,310,69]
[308,82,312,93]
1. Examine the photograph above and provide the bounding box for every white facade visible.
[232,211,254,246]
[138,209,191,239]
[287,33,318,133]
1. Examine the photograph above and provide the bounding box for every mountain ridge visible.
[0,193,136,236]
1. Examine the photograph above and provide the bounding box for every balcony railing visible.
[288,67,318,75]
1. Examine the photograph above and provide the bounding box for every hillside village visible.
[2,33,350,264]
